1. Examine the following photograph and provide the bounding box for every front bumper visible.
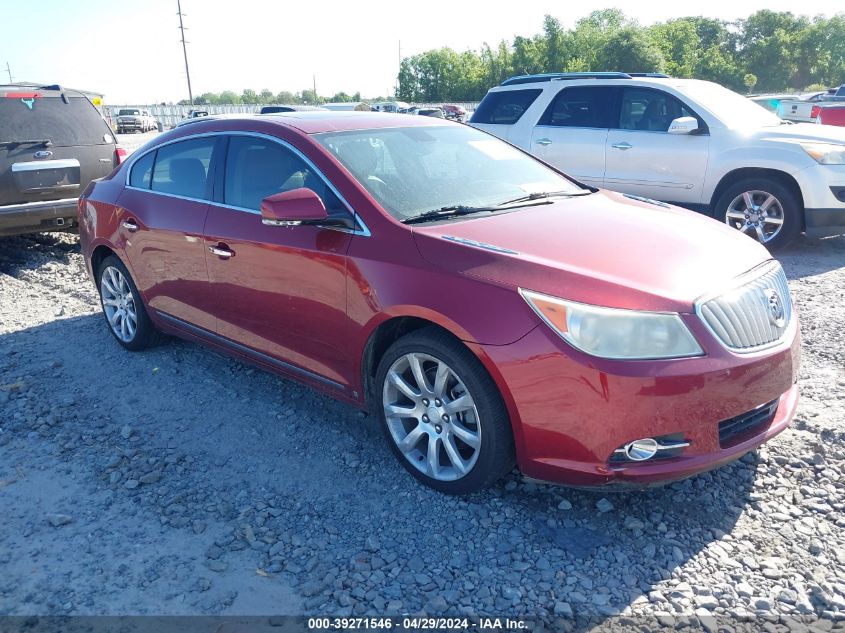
[794,163,845,236]
[481,316,800,487]
[0,197,79,236]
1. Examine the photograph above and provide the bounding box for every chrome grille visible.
[697,262,793,352]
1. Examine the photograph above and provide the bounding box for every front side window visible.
[617,88,696,132]
[470,89,542,125]
[315,125,584,222]
[151,137,215,200]
[223,136,348,219]
[539,86,617,128]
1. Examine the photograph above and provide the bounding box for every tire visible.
[374,327,515,494]
[97,255,160,351]
[714,177,802,250]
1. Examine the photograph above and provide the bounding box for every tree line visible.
[181,89,388,107]
[398,9,845,102]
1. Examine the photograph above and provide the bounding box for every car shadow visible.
[776,233,845,279]
[0,232,80,276]
[1,313,775,626]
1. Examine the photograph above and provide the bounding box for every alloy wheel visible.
[725,190,785,244]
[382,352,482,482]
[100,265,138,343]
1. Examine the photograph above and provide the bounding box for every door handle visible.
[535,138,553,146]
[611,142,633,150]
[208,244,234,259]
[121,219,139,232]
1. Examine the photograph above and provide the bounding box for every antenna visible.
[177,0,193,105]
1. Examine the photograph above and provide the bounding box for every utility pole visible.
[4,62,12,83]
[177,0,193,105]
[313,74,316,100]
[397,40,401,97]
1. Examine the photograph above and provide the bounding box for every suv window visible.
[224,136,349,220]
[118,109,140,116]
[471,89,542,125]
[129,151,155,189]
[0,95,112,146]
[151,137,215,200]
[538,87,617,128]
[618,88,696,132]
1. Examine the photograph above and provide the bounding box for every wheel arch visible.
[709,168,806,229]
[90,244,119,287]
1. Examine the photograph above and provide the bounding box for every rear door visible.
[118,136,220,331]
[0,91,116,207]
[528,86,617,188]
[604,87,710,205]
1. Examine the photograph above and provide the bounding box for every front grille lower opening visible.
[718,399,778,448]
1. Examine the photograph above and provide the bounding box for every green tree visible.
[650,19,700,77]
[259,89,274,104]
[275,90,296,104]
[744,73,758,92]
[596,27,665,73]
[218,90,241,104]
[738,10,809,91]
[241,89,258,104]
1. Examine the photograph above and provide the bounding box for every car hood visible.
[752,122,845,144]
[411,191,772,313]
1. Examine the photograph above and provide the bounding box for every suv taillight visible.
[115,147,128,164]
[811,105,821,120]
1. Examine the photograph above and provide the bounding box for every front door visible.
[203,134,355,389]
[604,87,710,206]
[119,136,220,331]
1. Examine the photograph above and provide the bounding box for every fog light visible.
[621,438,659,461]
[610,434,690,464]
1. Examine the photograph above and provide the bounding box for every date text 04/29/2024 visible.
[306,617,528,630]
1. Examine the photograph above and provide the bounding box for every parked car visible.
[1,84,125,237]
[78,112,800,494]
[415,107,446,118]
[442,104,467,122]
[259,105,326,114]
[816,103,845,127]
[778,87,845,123]
[372,101,410,113]
[470,72,845,249]
[748,93,798,114]
[116,108,158,133]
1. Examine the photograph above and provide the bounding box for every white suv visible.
[470,72,845,249]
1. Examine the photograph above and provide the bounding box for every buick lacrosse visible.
[79,112,799,493]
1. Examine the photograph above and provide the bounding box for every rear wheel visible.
[97,256,159,351]
[715,177,801,250]
[374,328,515,494]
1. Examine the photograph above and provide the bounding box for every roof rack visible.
[500,72,670,86]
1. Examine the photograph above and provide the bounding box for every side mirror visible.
[668,116,699,135]
[260,188,327,227]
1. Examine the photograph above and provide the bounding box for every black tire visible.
[714,177,802,250]
[374,327,515,494]
[97,255,160,351]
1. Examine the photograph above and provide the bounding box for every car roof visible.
[176,111,453,134]
[489,76,708,92]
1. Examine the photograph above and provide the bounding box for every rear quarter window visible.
[0,95,112,146]
[129,151,155,189]
[470,89,542,125]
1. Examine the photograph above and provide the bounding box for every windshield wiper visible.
[0,139,53,149]
[403,205,498,224]
[493,189,593,206]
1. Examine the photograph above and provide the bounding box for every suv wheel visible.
[716,177,801,250]
[97,256,159,351]
[374,328,515,494]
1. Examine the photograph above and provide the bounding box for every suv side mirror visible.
[668,116,699,135]
[260,188,328,227]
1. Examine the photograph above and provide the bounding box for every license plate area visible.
[11,158,81,193]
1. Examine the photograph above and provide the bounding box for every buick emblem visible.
[33,150,53,159]
[764,288,786,327]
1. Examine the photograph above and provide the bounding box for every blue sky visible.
[3,0,843,104]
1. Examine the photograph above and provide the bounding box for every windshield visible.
[683,83,782,129]
[118,109,140,116]
[314,125,583,221]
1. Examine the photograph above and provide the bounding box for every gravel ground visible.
[0,227,843,628]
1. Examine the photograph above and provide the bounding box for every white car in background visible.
[470,72,845,249]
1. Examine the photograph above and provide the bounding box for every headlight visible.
[801,142,845,165]
[520,289,704,360]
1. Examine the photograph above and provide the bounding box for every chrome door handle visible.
[536,138,552,146]
[121,219,138,232]
[611,142,633,150]
[208,245,234,259]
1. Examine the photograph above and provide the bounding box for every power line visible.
[177,0,193,106]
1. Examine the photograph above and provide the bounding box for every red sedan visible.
[78,113,800,494]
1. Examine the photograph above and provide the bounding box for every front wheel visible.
[715,177,802,250]
[374,328,515,494]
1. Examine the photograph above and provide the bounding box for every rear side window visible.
[470,89,542,125]
[129,151,155,189]
[151,138,215,200]
[224,136,348,219]
[0,94,112,146]
[539,87,617,128]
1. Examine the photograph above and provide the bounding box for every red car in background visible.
[78,112,799,494]
[441,104,467,122]
[816,103,845,127]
